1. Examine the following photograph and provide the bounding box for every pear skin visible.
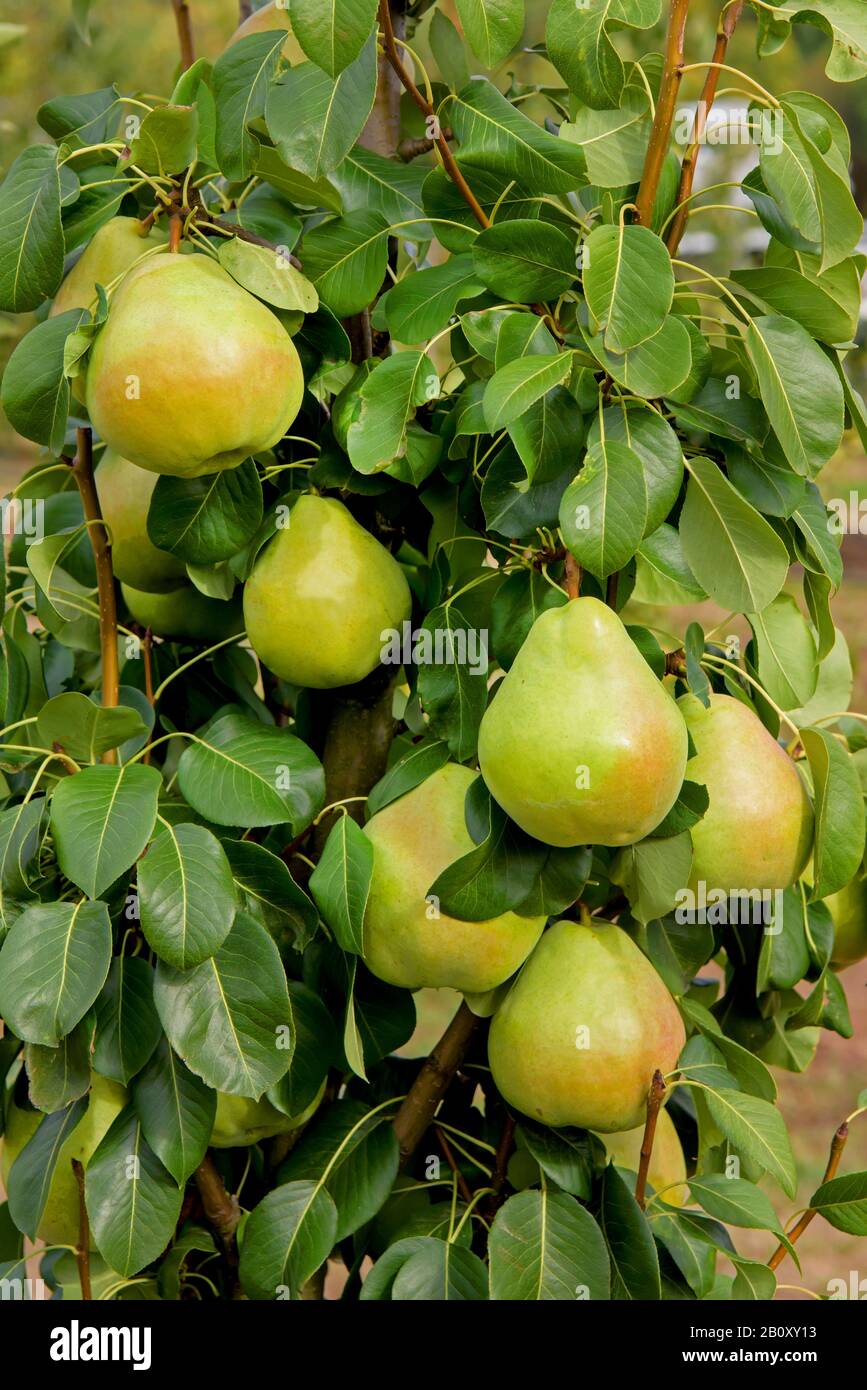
[679,694,814,893]
[244,495,411,688]
[50,217,165,319]
[362,764,546,992]
[210,1082,324,1147]
[477,598,688,846]
[599,1107,688,1206]
[95,449,186,593]
[122,582,243,644]
[827,875,867,969]
[488,921,685,1131]
[0,1075,127,1247]
[86,254,304,477]
[224,0,303,61]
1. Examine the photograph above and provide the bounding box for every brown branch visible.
[767,1121,849,1272]
[605,571,620,609]
[194,1152,241,1258]
[666,1,745,253]
[564,552,581,600]
[635,1070,667,1210]
[238,0,254,20]
[436,1127,473,1203]
[393,1002,480,1167]
[397,130,454,163]
[634,0,692,227]
[170,0,195,72]
[486,1112,516,1217]
[312,666,398,853]
[378,0,489,229]
[70,429,119,743]
[71,1159,92,1299]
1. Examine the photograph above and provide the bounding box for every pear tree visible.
[0,0,866,1305]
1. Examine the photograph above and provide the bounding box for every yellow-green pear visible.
[224,1,304,60]
[50,217,165,319]
[488,921,685,1131]
[362,764,546,992]
[599,1108,688,1205]
[95,449,186,593]
[86,254,304,478]
[210,1082,325,1147]
[477,597,688,847]
[244,495,411,688]
[679,694,814,893]
[0,1074,127,1247]
[122,582,243,644]
[827,875,867,969]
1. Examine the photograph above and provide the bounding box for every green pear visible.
[0,1074,127,1247]
[210,1081,325,1147]
[223,0,303,60]
[362,764,546,992]
[488,920,685,1131]
[122,582,243,644]
[599,1107,688,1205]
[679,694,814,893]
[95,449,186,593]
[477,597,688,847]
[86,254,304,478]
[244,495,411,689]
[827,875,867,969]
[50,217,165,319]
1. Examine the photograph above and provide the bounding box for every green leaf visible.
[516,1121,594,1198]
[687,1175,786,1235]
[308,814,373,955]
[731,1258,777,1300]
[585,316,693,399]
[239,1179,337,1300]
[0,900,111,1045]
[546,0,660,108]
[810,1171,867,1235]
[38,86,119,151]
[472,219,576,301]
[213,30,287,181]
[801,726,865,898]
[429,795,547,921]
[731,262,860,344]
[786,103,863,271]
[254,145,343,213]
[154,911,293,1099]
[25,1024,91,1113]
[559,438,647,581]
[679,456,789,613]
[742,314,844,475]
[0,145,64,311]
[36,693,147,764]
[148,460,263,566]
[265,31,377,178]
[177,709,325,833]
[218,236,318,313]
[589,402,684,538]
[7,1096,88,1238]
[93,956,161,1085]
[416,606,488,761]
[290,0,379,75]
[765,3,866,82]
[560,92,651,186]
[508,386,585,487]
[489,1189,610,1299]
[139,823,237,970]
[367,741,451,817]
[278,1100,399,1243]
[583,224,673,353]
[123,104,198,177]
[483,353,572,431]
[611,832,693,926]
[747,594,818,710]
[50,763,161,900]
[268,981,337,1118]
[131,1036,216,1186]
[223,839,318,954]
[456,0,524,67]
[633,524,705,604]
[86,1106,184,1275]
[328,145,429,234]
[668,376,768,446]
[302,210,389,317]
[0,310,84,454]
[383,256,484,343]
[347,351,439,474]
[391,1239,488,1300]
[445,79,586,193]
[703,1088,797,1197]
[600,1163,661,1300]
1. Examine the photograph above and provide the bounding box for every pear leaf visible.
[213,30,286,182]
[36,692,147,763]
[600,1163,661,1300]
[801,726,865,898]
[277,1100,399,1244]
[0,900,111,1045]
[138,822,237,970]
[290,0,379,76]
[239,1180,338,1300]
[86,1106,184,1276]
[6,1096,89,1238]
[218,236,318,313]
[347,351,439,475]
[583,224,673,353]
[611,831,694,926]
[309,814,373,956]
[0,145,64,311]
[50,763,162,900]
[489,1189,610,1300]
[559,439,648,581]
[92,955,162,1085]
[265,32,377,179]
[703,1088,797,1197]
[131,1037,216,1186]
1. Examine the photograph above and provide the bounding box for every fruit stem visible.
[69,428,120,746]
[767,1120,849,1271]
[634,0,692,227]
[564,552,581,600]
[71,1158,92,1299]
[170,0,195,72]
[436,1127,474,1203]
[635,1069,667,1209]
[393,1002,480,1167]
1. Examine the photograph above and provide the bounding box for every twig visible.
[397,130,454,162]
[487,1113,516,1217]
[194,1152,241,1260]
[393,1002,480,1166]
[635,1070,667,1209]
[564,552,581,600]
[666,1,745,253]
[605,572,619,609]
[767,1121,849,1271]
[436,1127,473,1203]
[69,429,119,743]
[170,0,195,72]
[71,1159,92,1299]
[200,217,303,269]
[238,0,254,19]
[635,0,692,226]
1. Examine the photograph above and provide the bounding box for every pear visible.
[0,1074,127,1247]
[827,875,867,969]
[679,693,813,893]
[86,254,304,478]
[362,764,546,992]
[210,1082,325,1147]
[223,1,304,60]
[122,582,243,644]
[50,217,165,319]
[244,494,411,689]
[477,597,688,847]
[488,920,685,1131]
[95,449,186,593]
[599,1108,688,1205]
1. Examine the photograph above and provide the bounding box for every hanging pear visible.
[478,597,688,846]
[679,694,813,893]
[122,582,243,644]
[50,216,164,319]
[488,920,685,1131]
[95,449,186,593]
[86,254,304,477]
[600,1108,688,1205]
[362,764,546,993]
[243,494,411,689]
[826,875,867,969]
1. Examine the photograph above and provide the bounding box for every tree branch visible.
[635,0,692,227]
[767,1120,849,1271]
[392,1002,480,1167]
[666,1,745,253]
[170,0,195,72]
[70,428,119,744]
[194,1152,242,1260]
[71,1158,92,1299]
[635,1070,667,1209]
[436,1126,474,1203]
